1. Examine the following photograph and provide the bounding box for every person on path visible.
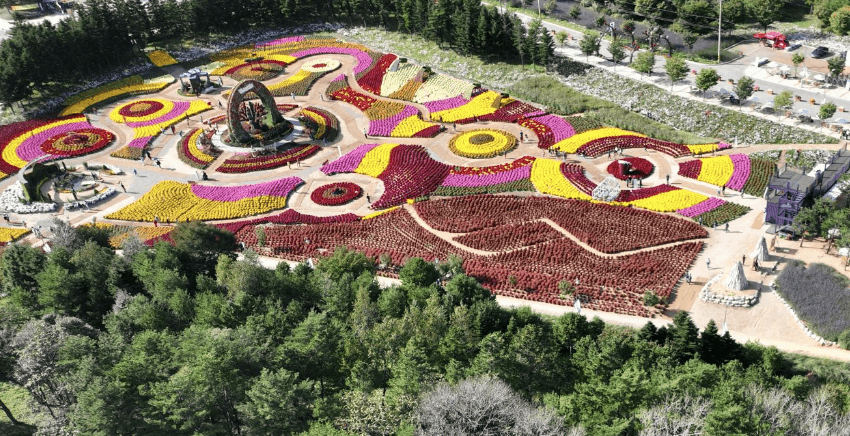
[291,92,296,101]
[218,100,222,108]
[725,222,729,232]
[120,182,126,193]
[666,174,670,184]
[717,187,722,197]
[638,179,642,188]
[742,255,746,265]
[155,159,162,169]
[453,123,456,131]
[132,168,137,176]
[153,217,158,227]
[366,194,371,203]
[520,131,524,142]
[706,258,711,269]
[171,125,175,134]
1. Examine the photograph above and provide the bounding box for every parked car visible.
[786,43,802,52]
[811,46,829,58]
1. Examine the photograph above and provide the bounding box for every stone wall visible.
[698,274,759,307]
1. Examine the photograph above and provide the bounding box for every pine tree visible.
[536,23,555,67]
[425,0,448,46]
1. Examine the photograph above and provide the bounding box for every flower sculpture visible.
[311,182,363,206]
[300,107,340,141]
[606,157,654,180]
[448,129,518,159]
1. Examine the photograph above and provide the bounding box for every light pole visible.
[718,0,723,63]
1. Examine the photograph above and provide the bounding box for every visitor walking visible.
[520,131,524,142]
[706,258,711,269]
[153,216,159,227]
[291,92,296,101]
[725,223,729,232]
[132,168,137,176]
[171,126,175,134]
[666,174,670,184]
[366,194,371,203]
[120,182,126,193]
[155,159,162,169]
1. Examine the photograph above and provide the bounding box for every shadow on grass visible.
[0,422,36,436]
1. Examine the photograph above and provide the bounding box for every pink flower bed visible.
[535,114,576,143]
[321,143,381,174]
[442,159,534,188]
[677,197,725,218]
[15,120,92,161]
[424,96,469,113]
[368,106,418,136]
[255,35,304,48]
[718,142,732,150]
[127,101,191,128]
[290,47,375,75]
[726,154,751,192]
[190,176,303,202]
[128,137,152,149]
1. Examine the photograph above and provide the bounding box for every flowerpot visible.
[840,106,845,112]
[795,95,802,101]
[810,99,817,105]
[767,89,773,95]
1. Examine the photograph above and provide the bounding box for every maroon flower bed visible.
[613,184,679,203]
[216,144,320,173]
[607,157,654,180]
[412,125,443,138]
[414,195,706,254]
[357,53,396,94]
[478,101,542,123]
[311,182,363,206]
[561,163,597,195]
[577,136,692,158]
[677,160,703,179]
[454,221,563,251]
[230,205,703,317]
[371,145,452,209]
[118,99,165,118]
[40,128,114,158]
[218,209,361,235]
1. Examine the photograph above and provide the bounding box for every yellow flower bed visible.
[110,99,211,140]
[355,143,398,177]
[267,69,312,92]
[209,49,296,75]
[0,227,30,243]
[390,115,437,137]
[614,189,708,213]
[147,50,178,67]
[431,90,501,123]
[106,181,292,222]
[697,155,734,187]
[109,226,173,248]
[530,158,591,200]
[59,78,171,116]
[109,98,174,123]
[448,129,517,158]
[686,144,719,155]
[552,127,645,153]
[362,206,399,219]
[186,129,216,165]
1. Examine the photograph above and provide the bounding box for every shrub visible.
[776,261,850,341]
[643,290,662,306]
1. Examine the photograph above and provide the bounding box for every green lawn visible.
[0,383,38,435]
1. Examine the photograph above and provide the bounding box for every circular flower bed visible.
[311,182,362,206]
[117,99,166,119]
[449,129,517,159]
[40,128,115,158]
[607,157,654,180]
[302,58,341,73]
[227,60,287,81]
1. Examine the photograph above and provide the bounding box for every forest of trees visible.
[0,0,554,107]
[1,220,850,435]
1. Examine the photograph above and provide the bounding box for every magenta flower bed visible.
[535,115,576,143]
[677,197,725,218]
[255,35,304,48]
[677,160,702,179]
[521,110,548,119]
[424,96,469,113]
[128,137,152,149]
[718,142,732,150]
[290,47,374,75]
[15,121,92,161]
[321,143,381,174]
[368,106,418,136]
[726,154,751,191]
[191,176,303,202]
[443,164,532,188]
[127,101,191,128]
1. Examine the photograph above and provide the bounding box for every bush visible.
[776,261,850,341]
[23,163,62,202]
[839,329,850,350]
[643,290,662,306]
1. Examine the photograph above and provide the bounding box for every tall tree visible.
[665,54,689,91]
[695,68,720,99]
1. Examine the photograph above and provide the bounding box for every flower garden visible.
[5,33,833,318]
[0,227,31,245]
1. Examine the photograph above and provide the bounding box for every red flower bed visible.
[371,145,452,209]
[613,184,678,203]
[218,209,361,235]
[607,157,654,180]
[412,125,442,138]
[454,221,563,251]
[577,136,691,158]
[517,117,554,148]
[40,128,114,158]
[479,101,543,123]
[414,195,706,254]
[118,99,165,118]
[230,205,704,317]
[561,163,597,195]
[311,182,363,206]
[216,144,320,173]
[357,53,396,94]
[677,160,703,179]
[331,87,376,111]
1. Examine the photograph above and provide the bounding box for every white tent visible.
[724,261,748,291]
[752,237,769,262]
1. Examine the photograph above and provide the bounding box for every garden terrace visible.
[453,221,564,252]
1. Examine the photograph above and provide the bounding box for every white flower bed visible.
[413,73,475,103]
[380,63,421,96]
[0,182,57,214]
[65,187,117,211]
